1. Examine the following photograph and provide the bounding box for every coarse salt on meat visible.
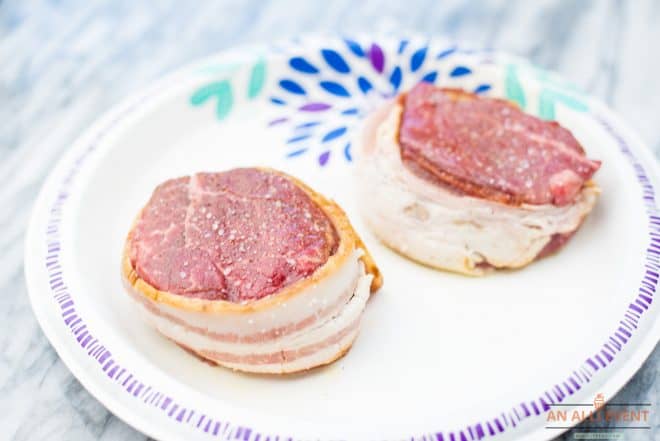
[399,83,601,206]
[129,168,339,302]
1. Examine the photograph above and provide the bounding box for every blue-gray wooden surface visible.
[1,1,658,440]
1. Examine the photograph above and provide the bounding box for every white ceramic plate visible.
[25,35,660,441]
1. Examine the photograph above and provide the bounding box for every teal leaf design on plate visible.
[538,88,588,120]
[553,91,588,112]
[532,66,584,95]
[247,58,266,99]
[539,90,556,120]
[505,64,526,110]
[190,80,233,120]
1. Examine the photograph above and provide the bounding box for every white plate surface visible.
[25,36,660,441]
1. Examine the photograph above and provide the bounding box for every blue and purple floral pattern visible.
[267,38,493,167]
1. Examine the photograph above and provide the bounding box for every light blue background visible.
[1,1,657,440]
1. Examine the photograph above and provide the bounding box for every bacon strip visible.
[355,99,600,275]
[125,275,357,344]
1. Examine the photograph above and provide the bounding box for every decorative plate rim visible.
[24,35,660,441]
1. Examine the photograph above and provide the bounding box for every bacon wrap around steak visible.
[122,168,381,374]
[354,86,600,275]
